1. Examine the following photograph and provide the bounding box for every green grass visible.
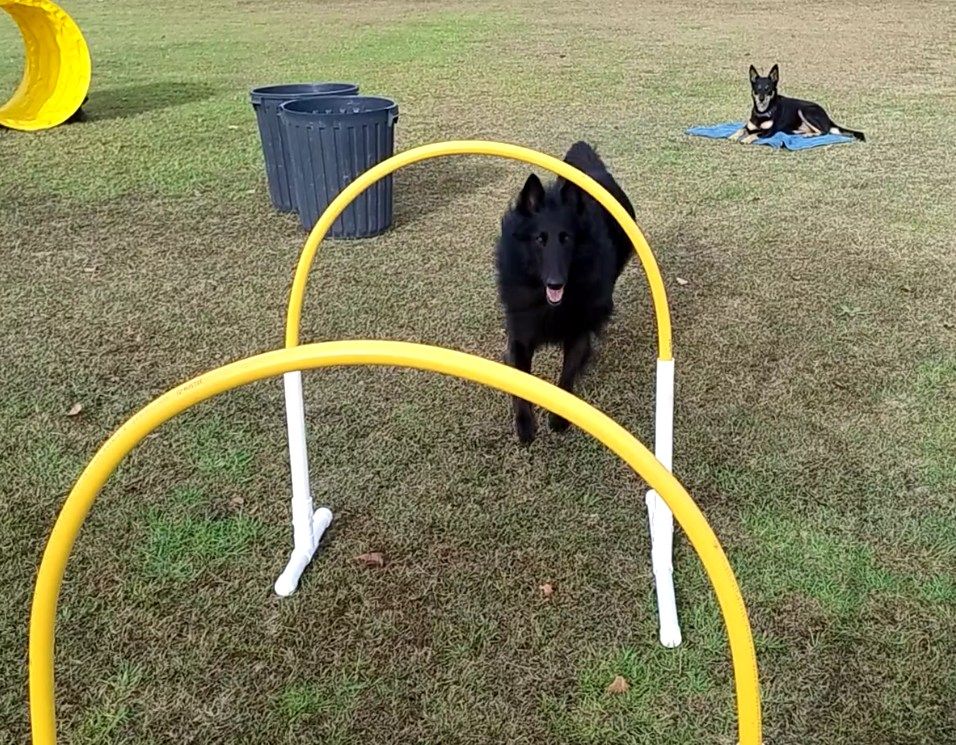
[142,509,261,582]
[183,418,256,484]
[71,663,144,745]
[277,667,370,743]
[2,1,955,743]
[741,508,953,615]
[915,356,956,490]
[542,645,727,744]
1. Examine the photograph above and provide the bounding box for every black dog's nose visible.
[546,282,564,290]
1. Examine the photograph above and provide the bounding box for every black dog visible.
[730,64,865,143]
[495,141,635,443]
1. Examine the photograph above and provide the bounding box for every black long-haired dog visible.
[495,141,635,443]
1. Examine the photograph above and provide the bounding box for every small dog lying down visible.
[730,65,865,144]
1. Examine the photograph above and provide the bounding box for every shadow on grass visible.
[85,81,217,121]
[392,156,509,228]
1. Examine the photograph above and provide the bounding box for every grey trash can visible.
[280,96,399,238]
[250,83,359,212]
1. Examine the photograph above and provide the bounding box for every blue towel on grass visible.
[686,121,854,150]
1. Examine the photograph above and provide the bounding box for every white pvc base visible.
[647,358,682,648]
[274,506,333,597]
[275,370,331,597]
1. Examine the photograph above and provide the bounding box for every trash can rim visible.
[279,95,398,120]
[250,83,359,102]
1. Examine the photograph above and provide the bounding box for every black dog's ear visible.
[749,65,759,83]
[559,179,585,213]
[768,64,779,83]
[517,174,545,215]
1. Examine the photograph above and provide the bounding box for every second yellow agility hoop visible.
[278,140,682,648]
[28,341,763,744]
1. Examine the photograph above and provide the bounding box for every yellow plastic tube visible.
[285,141,673,361]
[0,0,91,131]
[29,341,761,744]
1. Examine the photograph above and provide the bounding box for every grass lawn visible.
[1,0,954,742]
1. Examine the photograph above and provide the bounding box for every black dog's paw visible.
[515,410,536,444]
[548,411,571,433]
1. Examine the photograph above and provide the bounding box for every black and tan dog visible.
[729,65,865,144]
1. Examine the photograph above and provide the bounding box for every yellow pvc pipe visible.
[0,0,91,131]
[285,141,673,361]
[29,341,760,744]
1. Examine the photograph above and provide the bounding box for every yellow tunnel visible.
[0,0,90,131]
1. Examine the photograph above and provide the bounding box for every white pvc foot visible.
[274,507,333,597]
[646,489,682,648]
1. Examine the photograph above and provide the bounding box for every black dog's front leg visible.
[507,338,537,443]
[549,333,592,432]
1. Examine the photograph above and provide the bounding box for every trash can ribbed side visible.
[249,83,359,212]
[281,96,398,238]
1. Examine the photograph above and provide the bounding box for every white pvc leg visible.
[646,358,682,648]
[275,371,332,597]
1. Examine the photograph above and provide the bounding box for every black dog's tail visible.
[562,141,636,217]
[834,125,866,142]
[562,141,636,278]
[564,141,606,172]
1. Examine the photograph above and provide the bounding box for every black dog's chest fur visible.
[498,231,616,338]
[754,96,816,135]
[497,212,620,346]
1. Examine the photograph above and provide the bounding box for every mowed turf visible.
[1,1,954,743]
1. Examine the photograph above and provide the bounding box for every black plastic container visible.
[280,95,399,237]
[250,83,359,211]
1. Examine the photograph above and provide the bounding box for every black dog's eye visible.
[536,232,547,245]
[558,231,569,244]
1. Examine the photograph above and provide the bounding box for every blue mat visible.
[687,121,854,150]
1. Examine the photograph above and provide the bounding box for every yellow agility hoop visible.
[284,140,672,361]
[277,140,683,648]
[29,341,761,744]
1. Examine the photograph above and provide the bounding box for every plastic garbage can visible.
[250,83,359,211]
[280,95,399,237]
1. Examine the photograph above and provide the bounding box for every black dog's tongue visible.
[546,286,564,305]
